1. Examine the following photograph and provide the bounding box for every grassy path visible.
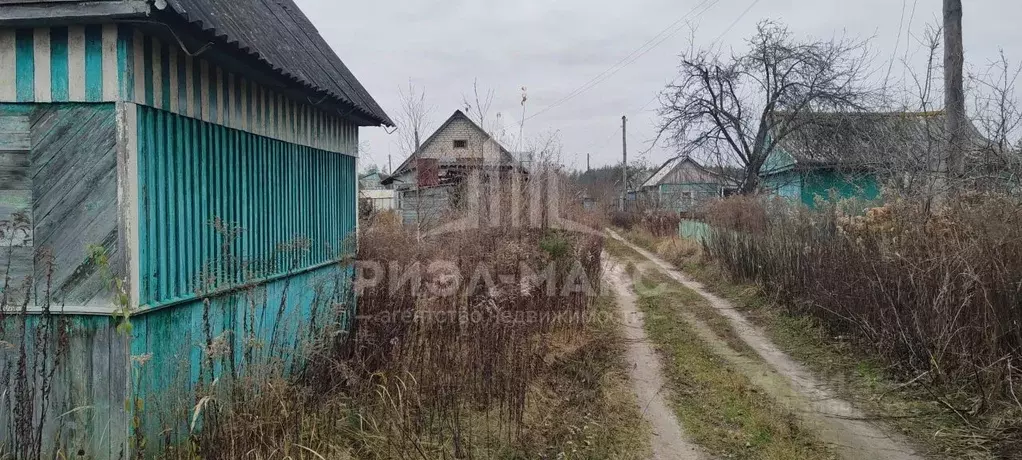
[604,260,710,460]
[603,250,832,459]
[605,229,924,460]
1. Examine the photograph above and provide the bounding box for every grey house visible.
[637,155,730,213]
[382,110,521,226]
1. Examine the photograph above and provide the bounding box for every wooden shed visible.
[637,155,727,214]
[0,0,391,457]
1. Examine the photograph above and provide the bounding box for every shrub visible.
[609,211,637,230]
[639,211,681,238]
[703,194,1022,427]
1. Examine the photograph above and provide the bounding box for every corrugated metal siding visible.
[0,25,359,154]
[136,106,356,308]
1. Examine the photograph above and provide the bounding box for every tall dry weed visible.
[703,194,1022,448]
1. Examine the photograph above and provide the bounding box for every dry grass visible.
[178,182,652,459]
[622,194,1022,458]
[603,239,832,459]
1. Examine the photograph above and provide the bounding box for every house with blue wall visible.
[637,155,730,214]
[759,111,958,207]
[0,0,391,457]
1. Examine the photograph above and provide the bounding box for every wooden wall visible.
[0,316,129,459]
[0,103,120,309]
[0,102,127,459]
[0,105,32,303]
[1,19,363,459]
[128,262,354,457]
[0,25,360,154]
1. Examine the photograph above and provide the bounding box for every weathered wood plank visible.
[29,104,118,306]
[0,1,152,25]
[0,151,29,189]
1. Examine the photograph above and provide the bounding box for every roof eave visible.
[0,0,152,26]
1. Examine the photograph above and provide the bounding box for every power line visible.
[585,0,763,167]
[526,0,720,122]
[637,0,763,159]
[884,0,909,90]
[708,0,762,46]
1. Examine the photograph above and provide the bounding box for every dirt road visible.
[604,259,710,460]
[606,229,923,460]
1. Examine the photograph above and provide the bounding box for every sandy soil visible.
[607,229,924,460]
[604,259,711,460]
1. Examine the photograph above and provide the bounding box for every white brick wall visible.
[418,118,503,162]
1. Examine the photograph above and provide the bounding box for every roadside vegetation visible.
[615,194,1022,459]
[172,187,652,459]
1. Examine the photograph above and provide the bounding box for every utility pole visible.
[586,153,590,172]
[387,154,392,174]
[620,115,628,211]
[944,0,966,186]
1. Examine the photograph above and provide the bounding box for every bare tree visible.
[462,78,495,132]
[968,51,1022,190]
[657,21,876,194]
[971,51,1022,154]
[396,80,436,155]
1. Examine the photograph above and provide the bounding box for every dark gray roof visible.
[774,111,961,169]
[163,0,392,126]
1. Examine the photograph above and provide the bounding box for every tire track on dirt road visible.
[607,229,923,460]
[604,259,711,460]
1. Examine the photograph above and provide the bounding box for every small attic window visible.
[453,139,468,149]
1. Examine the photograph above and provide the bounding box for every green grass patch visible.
[605,242,831,459]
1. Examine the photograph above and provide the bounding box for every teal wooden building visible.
[758,112,941,207]
[637,155,730,214]
[0,0,391,457]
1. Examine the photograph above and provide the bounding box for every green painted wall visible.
[128,262,353,456]
[762,168,881,208]
[1,315,130,459]
[800,169,881,207]
[135,106,357,308]
[2,20,363,459]
[761,169,802,200]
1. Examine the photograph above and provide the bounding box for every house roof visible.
[640,154,729,189]
[769,111,986,173]
[0,0,392,126]
[162,0,392,126]
[383,110,517,184]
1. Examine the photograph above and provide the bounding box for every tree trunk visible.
[741,172,760,195]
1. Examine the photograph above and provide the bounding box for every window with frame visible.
[453,139,468,149]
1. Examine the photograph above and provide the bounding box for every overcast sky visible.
[295,0,1020,172]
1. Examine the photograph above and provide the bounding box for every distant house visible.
[638,155,730,213]
[382,110,521,226]
[360,171,389,190]
[760,111,989,207]
[360,171,395,211]
[0,0,390,457]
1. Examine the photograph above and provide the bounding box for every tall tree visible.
[657,21,875,194]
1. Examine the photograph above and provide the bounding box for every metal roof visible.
[162,0,392,126]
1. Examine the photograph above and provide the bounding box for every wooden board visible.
[0,109,32,298]
[30,103,120,306]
